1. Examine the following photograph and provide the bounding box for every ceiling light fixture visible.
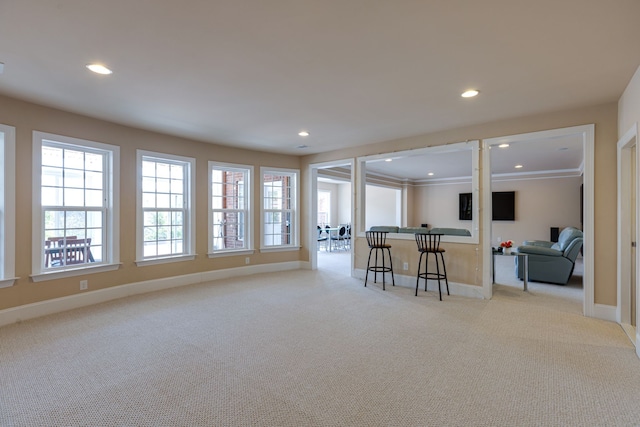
[298,131,309,137]
[385,158,392,162]
[86,64,113,75]
[461,89,479,98]
[515,164,523,169]
[428,172,434,176]
[498,143,510,148]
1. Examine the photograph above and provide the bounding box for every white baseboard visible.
[353,269,485,299]
[0,261,304,328]
[593,303,617,322]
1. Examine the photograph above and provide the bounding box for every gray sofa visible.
[515,227,583,285]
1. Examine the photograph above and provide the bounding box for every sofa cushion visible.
[552,227,583,252]
[398,227,430,234]
[369,226,399,233]
[430,227,471,236]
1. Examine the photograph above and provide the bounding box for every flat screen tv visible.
[458,191,515,221]
[492,191,515,221]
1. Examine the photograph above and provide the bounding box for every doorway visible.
[309,159,354,276]
[482,125,595,317]
[617,123,639,353]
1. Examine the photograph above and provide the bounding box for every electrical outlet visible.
[79,280,88,290]
[403,262,409,270]
[245,257,250,264]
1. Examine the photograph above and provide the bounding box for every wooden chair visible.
[45,237,93,267]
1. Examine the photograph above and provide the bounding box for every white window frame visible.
[260,167,300,251]
[208,161,254,257]
[135,150,196,266]
[0,124,16,288]
[31,131,120,281]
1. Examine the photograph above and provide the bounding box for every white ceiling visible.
[1,1,639,156]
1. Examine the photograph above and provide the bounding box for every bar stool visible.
[415,233,449,300]
[365,231,395,290]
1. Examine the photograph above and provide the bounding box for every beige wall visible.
[0,94,301,310]
[302,102,618,305]
[0,92,622,311]
[491,176,582,247]
[412,182,473,231]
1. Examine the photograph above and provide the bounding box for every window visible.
[0,124,16,287]
[317,190,331,226]
[137,151,195,264]
[261,168,299,250]
[209,162,252,255]
[32,132,120,279]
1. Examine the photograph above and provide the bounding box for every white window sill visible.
[31,263,121,283]
[135,254,196,267]
[259,246,301,253]
[208,249,255,258]
[0,277,19,288]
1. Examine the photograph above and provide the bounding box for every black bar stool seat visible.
[415,233,449,300]
[365,231,395,290]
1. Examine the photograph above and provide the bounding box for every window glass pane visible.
[64,169,84,188]
[157,178,170,194]
[64,149,84,169]
[64,188,85,206]
[66,211,86,229]
[85,171,103,190]
[142,161,156,177]
[42,146,63,167]
[144,241,157,257]
[142,177,155,192]
[87,211,103,228]
[42,187,63,206]
[157,162,171,178]
[156,193,170,208]
[142,192,156,208]
[85,152,103,172]
[85,190,103,207]
[144,211,157,226]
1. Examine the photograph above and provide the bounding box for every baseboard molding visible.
[0,261,304,328]
[593,303,617,322]
[353,268,484,299]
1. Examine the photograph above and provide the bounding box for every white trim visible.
[356,140,480,245]
[32,131,120,275]
[0,124,16,284]
[207,249,255,258]
[260,166,300,250]
[208,161,254,255]
[30,263,121,282]
[135,254,197,266]
[483,125,595,314]
[0,261,304,328]
[136,150,196,262]
[616,122,638,349]
[308,158,356,273]
[593,303,618,323]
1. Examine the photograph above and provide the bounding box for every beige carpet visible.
[1,264,639,426]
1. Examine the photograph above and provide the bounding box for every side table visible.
[492,248,529,291]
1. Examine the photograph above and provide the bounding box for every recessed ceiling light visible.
[385,158,392,162]
[498,143,510,148]
[461,89,479,98]
[298,131,309,137]
[515,164,523,169]
[86,64,113,75]
[428,172,434,176]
